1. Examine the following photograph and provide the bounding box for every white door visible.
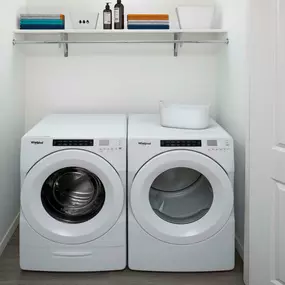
[249,0,285,284]
[21,149,124,244]
[130,150,233,244]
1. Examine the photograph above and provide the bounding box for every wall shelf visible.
[13,29,229,57]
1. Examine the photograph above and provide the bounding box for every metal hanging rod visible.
[12,36,229,57]
[13,39,229,45]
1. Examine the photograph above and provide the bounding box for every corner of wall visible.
[0,0,26,255]
[215,0,249,261]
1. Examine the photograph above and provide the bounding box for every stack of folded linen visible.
[127,14,169,30]
[20,14,65,30]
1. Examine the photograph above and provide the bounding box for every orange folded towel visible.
[127,14,169,21]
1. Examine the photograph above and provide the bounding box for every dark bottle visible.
[114,0,124,29]
[103,2,112,29]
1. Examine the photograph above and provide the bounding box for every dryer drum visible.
[149,167,213,225]
[151,167,202,192]
[41,167,106,224]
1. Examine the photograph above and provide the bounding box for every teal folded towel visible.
[20,19,64,25]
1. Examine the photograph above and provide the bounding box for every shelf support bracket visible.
[61,33,68,57]
[174,33,179,57]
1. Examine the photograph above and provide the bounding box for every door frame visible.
[247,0,278,284]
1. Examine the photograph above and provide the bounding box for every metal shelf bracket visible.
[61,33,68,57]
[174,33,180,57]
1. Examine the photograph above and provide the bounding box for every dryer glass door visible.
[21,149,124,245]
[150,167,213,225]
[130,150,233,245]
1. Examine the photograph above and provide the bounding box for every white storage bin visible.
[176,6,215,29]
[160,102,210,130]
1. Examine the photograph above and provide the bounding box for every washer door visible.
[130,150,233,245]
[21,149,124,245]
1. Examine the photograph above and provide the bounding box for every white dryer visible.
[128,114,235,272]
[20,114,126,272]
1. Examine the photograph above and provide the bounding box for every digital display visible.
[161,140,202,147]
[207,140,218,147]
[99,140,110,146]
[53,140,94,147]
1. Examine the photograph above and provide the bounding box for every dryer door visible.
[21,149,124,245]
[130,150,233,245]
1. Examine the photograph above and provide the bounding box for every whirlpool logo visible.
[31,141,44,145]
[138,141,152,146]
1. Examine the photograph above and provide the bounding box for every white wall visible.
[24,0,221,129]
[216,0,249,268]
[25,55,218,129]
[0,0,26,254]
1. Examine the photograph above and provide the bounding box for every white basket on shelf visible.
[176,6,215,29]
[160,101,210,130]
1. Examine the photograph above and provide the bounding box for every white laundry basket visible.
[160,102,210,130]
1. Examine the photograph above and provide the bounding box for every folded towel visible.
[20,14,65,20]
[20,24,65,30]
[127,14,169,21]
[128,22,169,26]
[128,24,170,30]
[128,20,169,24]
[128,21,169,25]
[20,19,64,25]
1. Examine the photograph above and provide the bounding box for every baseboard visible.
[235,236,244,260]
[0,213,19,256]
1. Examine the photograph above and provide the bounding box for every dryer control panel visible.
[161,140,202,147]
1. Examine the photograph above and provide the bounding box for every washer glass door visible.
[130,150,233,245]
[41,167,106,224]
[21,149,124,245]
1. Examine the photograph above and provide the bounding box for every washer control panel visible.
[53,139,94,147]
[99,139,124,152]
[52,139,124,152]
[207,139,231,152]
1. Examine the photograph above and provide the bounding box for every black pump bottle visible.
[103,2,112,29]
[114,0,124,29]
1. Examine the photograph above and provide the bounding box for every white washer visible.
[128,114,235,272]
[20,114,127,272]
